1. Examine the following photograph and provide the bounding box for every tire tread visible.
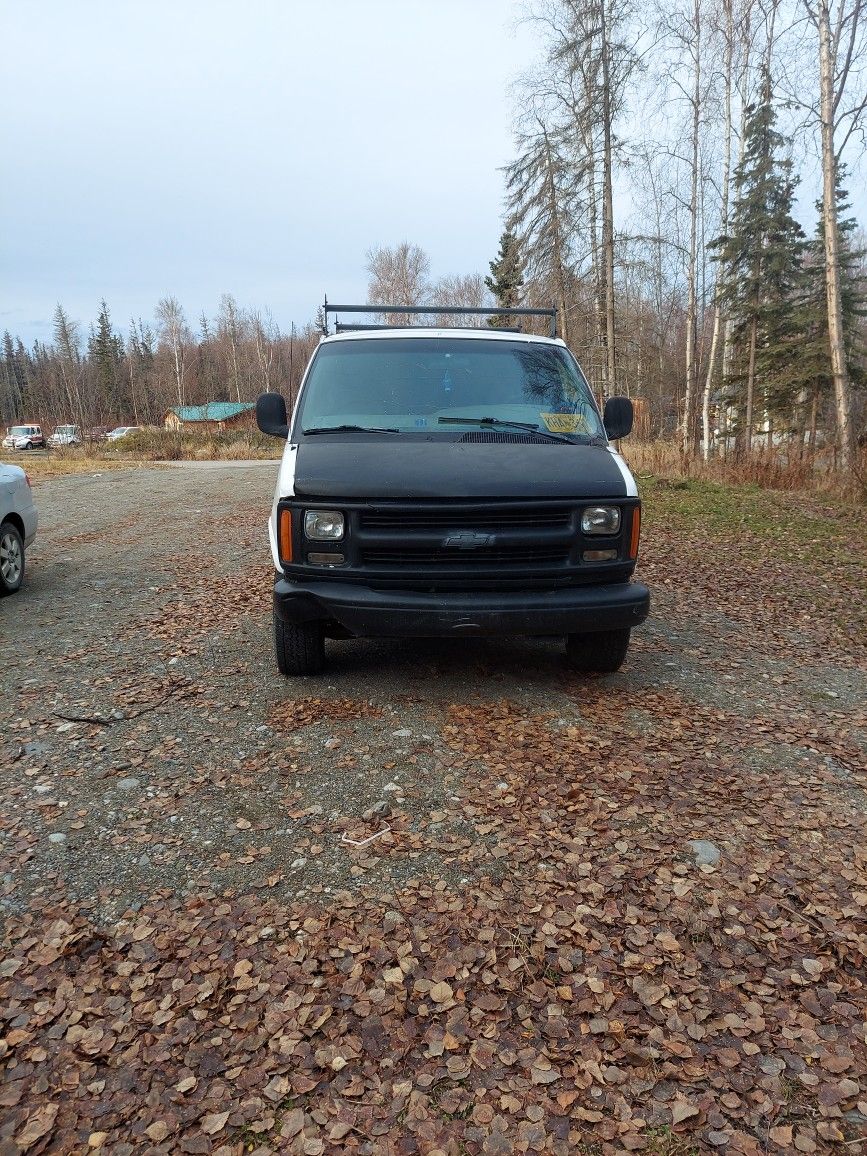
[565,628,631,673]
[274,615,325,676]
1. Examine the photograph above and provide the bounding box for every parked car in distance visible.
[2,424,46,451]
[106,426,140,441]
[48,423,82,448]
[86,426,112,442]
[0,460,37,594]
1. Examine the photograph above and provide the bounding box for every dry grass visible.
[9,429,282,474]
[15,433,865,498]
[625,439,867,499]
[115,428,281,461]
[19,456,140,481]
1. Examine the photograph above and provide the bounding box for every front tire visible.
[566,628,631,673]
[0,521,25,595]
[274,613,325,676]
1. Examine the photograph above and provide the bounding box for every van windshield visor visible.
[294,338,605,440]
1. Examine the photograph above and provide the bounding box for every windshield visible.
[9,426,35,435]
[295,337,605,439]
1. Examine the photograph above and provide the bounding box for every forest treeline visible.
[494,0,867,470]
[2,0,865,472]
[0,297,323,434]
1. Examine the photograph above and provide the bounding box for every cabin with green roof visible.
[163,402,255,431]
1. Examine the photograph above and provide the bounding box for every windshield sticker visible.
[540,412,590,433]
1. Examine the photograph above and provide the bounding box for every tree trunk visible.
[600,0,617,399]
[722,12,753,389]
[745,315,757,455]
[542,128,570,346]
[808,386,819,454]
[230,336,241,404]
[682,0,701,461]
[173,341,183,408]
[702,0,734,460]
[816,0,854,473]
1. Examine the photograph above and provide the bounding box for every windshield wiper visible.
[438,416,588,444]
[303,424,401,435]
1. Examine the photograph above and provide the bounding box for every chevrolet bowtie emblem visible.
[442,531,494,549]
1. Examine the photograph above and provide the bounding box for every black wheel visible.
[565,628,631,673]
[24,442,33,451]
[274,612,325,676]
[0,521,25,595]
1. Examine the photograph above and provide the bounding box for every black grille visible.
[361,547,569,567]
[458,431,554,444]
[359,506,573,531]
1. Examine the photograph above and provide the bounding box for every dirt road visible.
[1,464,864,1154]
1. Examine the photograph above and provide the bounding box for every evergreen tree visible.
[712,69,807,446]
[800,171,867,441]
[485,230,525,327]
[1,331,26,421]
[88,300,123,417]
[127,319,155,424]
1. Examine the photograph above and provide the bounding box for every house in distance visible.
[163,402,256,432]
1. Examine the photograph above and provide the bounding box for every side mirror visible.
[603,397,633,441]
[256,392,289,439]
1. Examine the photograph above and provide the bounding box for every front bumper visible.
[273,577,650,638]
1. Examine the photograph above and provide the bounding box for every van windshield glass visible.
[295,338,604,439]
[10,426,35,435]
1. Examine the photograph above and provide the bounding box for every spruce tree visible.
[88,300,123,417]
[2,331,26,421]
[712,68,806,447]
[485,230,525,328]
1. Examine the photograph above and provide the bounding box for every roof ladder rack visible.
[322,299,558,339]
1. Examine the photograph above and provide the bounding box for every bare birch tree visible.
[155,296,190,408]
[702,0,737,458]
[801,0,866,472]
[217,294,245,404]
[365,243,431,324]
[250,309,276,393]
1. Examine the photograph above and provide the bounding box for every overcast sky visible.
[1,0,542,345]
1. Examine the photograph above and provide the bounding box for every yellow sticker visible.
[540,412,589,433]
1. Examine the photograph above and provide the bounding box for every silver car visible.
[0,461,38,594]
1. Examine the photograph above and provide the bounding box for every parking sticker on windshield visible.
[540,412,590,433]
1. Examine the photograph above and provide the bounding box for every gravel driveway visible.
[1,464,865,1154]
[2,463,865,918]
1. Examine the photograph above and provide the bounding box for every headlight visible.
[304,510,344,540]
[581,506,621,535]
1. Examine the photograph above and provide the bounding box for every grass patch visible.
[644,1125,700,1156]
[116,428,281,461]
[640,475,865,554]
[20,456,140,481]
[9,429,282,470]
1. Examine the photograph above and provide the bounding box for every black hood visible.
[292,438,629,500]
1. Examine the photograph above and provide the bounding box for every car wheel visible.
[274,612,325,676]
[565,628,631,673]
[0,521,25,595]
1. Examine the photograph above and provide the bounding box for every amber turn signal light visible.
[278,508,293,563]
[628,506,641,560]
